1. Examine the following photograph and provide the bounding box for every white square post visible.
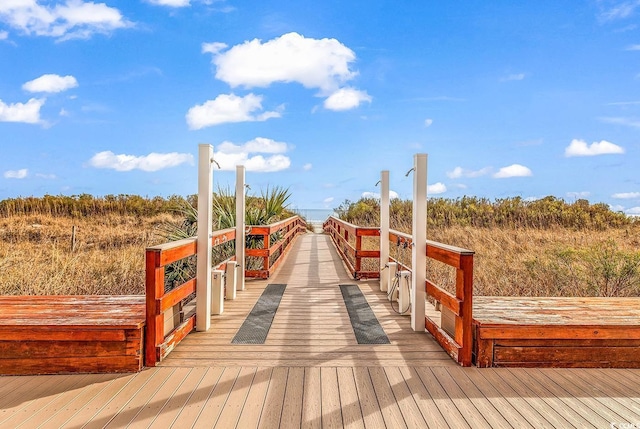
[380,170,390,292]
[211,270,224,315]
[411,153,427,332]
[225,261,237,300]
[236,165,246,291]
[196,144,213,332]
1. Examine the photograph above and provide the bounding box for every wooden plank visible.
[368,367,406,428]
[81,369,159,429]
[504,368,602,428]
[352,367,385,428]
[101,368,176,428]
[192,366,241,429]
[474,368,574,428]
[321,367,344,428]
[538,369,635,423]
[567,369,640,419]
[383,367,427,428]
[236,367,273,429]
[452,367,535,429]
[397,367,449,428]
[427,280,462,316]
[258,367,287,429]
[478,325,640,340]
[171,367,224,428]
[119,367,191,428]
[215,367,256,428]
[444,366,512,429]
[0,356,142,375]
[494,345,640,365]
[280,367,304,428]
[59,373,139,428]
[159,314,195,361]
[145,367,208,428]
[0,339,140,359]
[158,278,196,313]
[336,367,365,429]
[302,367,322,429]
[430,366,492,429]
[414,367,471,429]
[10,374,107,429]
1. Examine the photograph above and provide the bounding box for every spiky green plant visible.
[159,186,293,286]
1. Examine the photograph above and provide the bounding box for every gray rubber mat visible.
[340,284,390,344]
[232,284,286,344]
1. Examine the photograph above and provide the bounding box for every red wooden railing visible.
[323,216,475,366]
[322,217,379,279]
[145,215,306,367]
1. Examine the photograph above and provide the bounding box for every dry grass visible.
[0,213,178,295]
[384,223,640,297]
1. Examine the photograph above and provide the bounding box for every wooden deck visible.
[473,297,640,368]
[160,233,453,368]
[0,295,145,375]
[2,233,640,427]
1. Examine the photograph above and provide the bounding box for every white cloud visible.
[446,166,492,179]
[610,204,625,212]
[323,87,371,111]
[424,118,433,127]
[0,30,8,40]
[599,116,640,128]
[214,137,292,172]
[625,44,640,50]
[206,32,358,93]
[186,93,281,129]
[23,74,78,93]
[4,169,28,179]
[303,163,312,171]
[427,182,447,194]
[88,151,194,172]
[35,173,57,179]
[59,108,69,116]
[612,192,640,199]
[0,98,45,124]
[564,139,625,157]
[599,2,640,21]
[567,191,591,199]
[361,190,400,200]
[147,0,190,6]
[323,197,335,204]
[0,0,131,41]
[202,42,227,55]
[524,196,541,202]
[493,164,532,179]
[501,73,525,81]
[626,206,640,216]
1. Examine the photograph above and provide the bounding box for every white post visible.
[387,262,397,301]
[236,165,246,291]
[225,261,237,300]
[196,144,213,332]
[211,270,224,315]
[380,170,390,292]
[411,153,427,332]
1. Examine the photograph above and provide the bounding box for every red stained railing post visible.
[354,231,362,278]
[263,232,270,274]
[145,249,164,367]
[456,254,474,366]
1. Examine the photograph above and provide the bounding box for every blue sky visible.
[1,1,639,214]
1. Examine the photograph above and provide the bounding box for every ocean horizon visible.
[292,208,336,222]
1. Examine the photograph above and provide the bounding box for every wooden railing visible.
[322,217,379,279]
[323,216,475,366]
[245,216,308,279]
[145,215,306,367]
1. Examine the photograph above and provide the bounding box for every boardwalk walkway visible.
[1,233,640,428]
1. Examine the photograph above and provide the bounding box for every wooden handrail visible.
[145,216,306,367]
[323,216,475,366]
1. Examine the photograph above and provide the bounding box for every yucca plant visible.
[159,186,293,287]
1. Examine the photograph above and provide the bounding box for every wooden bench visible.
[473,297,640,368]
[0,295,145,375]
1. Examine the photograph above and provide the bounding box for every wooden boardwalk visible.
[2,233,640,427]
